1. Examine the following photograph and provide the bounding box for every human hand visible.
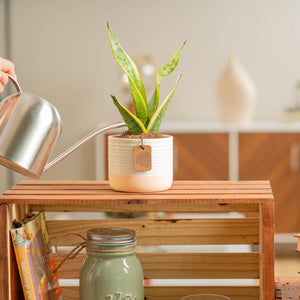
[0,57,16,93]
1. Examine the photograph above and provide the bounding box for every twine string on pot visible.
[140,137,144,150]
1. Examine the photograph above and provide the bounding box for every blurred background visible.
[1,0,300,278]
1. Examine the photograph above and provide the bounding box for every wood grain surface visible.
[239,133,300,232]
[0,180,275,300]
[172,133,229,180]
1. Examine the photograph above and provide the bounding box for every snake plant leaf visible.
[111,95,147,134]
[148,41,186,119]
[108,23,148,124]
[147,75,182,133]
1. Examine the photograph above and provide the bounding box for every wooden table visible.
[0,180,275,300]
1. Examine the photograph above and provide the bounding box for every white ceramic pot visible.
[108,135,173,192]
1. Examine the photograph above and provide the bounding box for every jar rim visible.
[87,227,136,245]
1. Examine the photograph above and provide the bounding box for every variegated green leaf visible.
[148,41,186,119]
[108,23,148,124]
[147,75,182,133]
[111,95,147,134]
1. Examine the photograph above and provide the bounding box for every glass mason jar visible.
[80,227,144,300]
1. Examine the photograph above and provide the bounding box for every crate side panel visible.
[48,218,259,246]
[31,203,260,213]
[55,252,259,280]
[60,286,259,300]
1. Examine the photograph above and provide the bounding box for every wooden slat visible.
[59,287,79,300]
[0,204,9,300]
[0,193,274,203]
[259,202,275,300]
[7,204,29,300]
[30,203,260,213]
[7,180,272,190]
[11,180,271,188]
[4,188,272,195]
[6,181,272,194]
[140,252,259,279]
[55,252,259,280]
[0,204,24,300]
[0,181,274,207]
[48,218,259,246]
[145,286,259,300]
[60,286,260,300]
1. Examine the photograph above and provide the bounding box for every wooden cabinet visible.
[172,133,229,180]
[239,133,300,232]
[172,131,300,232]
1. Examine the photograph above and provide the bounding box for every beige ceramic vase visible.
[217,54,257,124]
[108,135,173,192]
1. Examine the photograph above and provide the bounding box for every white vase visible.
[217,54,257,124]
[108,135,173,192]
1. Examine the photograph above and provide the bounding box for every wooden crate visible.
[0,180,275,300]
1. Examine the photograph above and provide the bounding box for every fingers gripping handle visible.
[6,74,22,93]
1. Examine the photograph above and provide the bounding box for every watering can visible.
[0,75,126,178]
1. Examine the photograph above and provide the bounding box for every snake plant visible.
[108,23,185,134]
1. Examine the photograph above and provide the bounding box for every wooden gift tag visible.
[133,145,152,171]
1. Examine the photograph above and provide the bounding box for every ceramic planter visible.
[108,135,173,192]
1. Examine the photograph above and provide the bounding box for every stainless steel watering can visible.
[0,75,126,179]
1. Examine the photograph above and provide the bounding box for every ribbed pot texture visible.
[108,135,173,192]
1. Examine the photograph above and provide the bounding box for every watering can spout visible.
[0,74,127,179]
[42,122,127,176]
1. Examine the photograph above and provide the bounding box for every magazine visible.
[10,211,63,300]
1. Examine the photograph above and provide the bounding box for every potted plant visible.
[107,23,185,192]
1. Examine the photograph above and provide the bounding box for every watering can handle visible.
[7,74,22,93]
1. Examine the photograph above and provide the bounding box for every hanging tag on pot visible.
[133,145,152,171]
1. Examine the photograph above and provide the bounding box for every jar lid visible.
[87,227,136,246]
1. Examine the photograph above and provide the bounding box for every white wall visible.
[0,0,300,190]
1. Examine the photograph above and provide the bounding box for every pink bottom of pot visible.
[109,174,172,192]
